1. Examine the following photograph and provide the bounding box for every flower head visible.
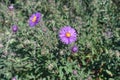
[59,26,77,44]
[9,4,14,11]
[12,25,18,32]
[48,64,54,70]
[73,70,77,75]
[71,45,78,53]
[29,12,41,27]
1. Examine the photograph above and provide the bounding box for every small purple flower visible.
[71,45,78,53]
[29,12,41,27]
[11,77,16,80]
[12,25,18,32]
[73,70,77,75]
[9,4,14,11]
[59,26,77,44]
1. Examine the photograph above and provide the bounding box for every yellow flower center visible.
[32,16,37,22]
[65,32,71,38]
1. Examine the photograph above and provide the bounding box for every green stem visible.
[4,32,13,54]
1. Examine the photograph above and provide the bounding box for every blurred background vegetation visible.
[0,0,120,80]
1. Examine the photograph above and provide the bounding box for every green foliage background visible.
[0,0,120,80]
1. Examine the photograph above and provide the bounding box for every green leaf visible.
[106,70,113,77]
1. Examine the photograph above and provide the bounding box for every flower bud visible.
[73,70,77,75]
[9,4,14,11]
[12,25,18,32]
[71,45,78,53]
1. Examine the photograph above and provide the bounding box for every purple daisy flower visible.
[29,12,41,27]
[71,45,78,53]
[12,25,18,32]
[59,26,77,44]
